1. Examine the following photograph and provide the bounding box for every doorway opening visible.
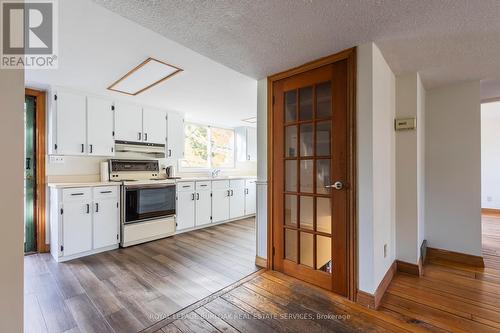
[267,48,357,300]
[24,89,47,254]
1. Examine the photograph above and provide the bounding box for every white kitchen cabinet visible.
[245,179,257,215]
[212,180,230,223]
[92,187,119,249]
[176,182,195,231]
[54,91,87,155]
[61,188,93,257]
[195,181,212,226]
[167,111,185,159]
[229,179,246,219]
[114,102,143,142]
[87,96,115,156]
[50,185,120,262]
[236,126,257,161]
[143,108,167,145]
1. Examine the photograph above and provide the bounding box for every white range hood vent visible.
[115,141,165,158]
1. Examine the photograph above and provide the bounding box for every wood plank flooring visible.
[24,218,258,333]
[379,213,500,333]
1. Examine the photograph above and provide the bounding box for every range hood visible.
[115,141,165,158]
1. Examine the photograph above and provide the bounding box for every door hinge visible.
[60,245,64,252]
[272,246,275,256]
[60,208,63,215]
[54,94,57,101]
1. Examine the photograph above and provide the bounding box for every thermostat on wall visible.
[394,118,416,131]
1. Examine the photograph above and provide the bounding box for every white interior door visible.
[229,180,246,219]
[87,96,114,156]
[93,197,119,249]
[114,102,143,142]
[245,179,256,215]
[143,108,167,144]
[176,190,195,231]
[55,91,87,155]
[167,111,185,159]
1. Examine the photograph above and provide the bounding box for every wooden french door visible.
[270,53,353,297]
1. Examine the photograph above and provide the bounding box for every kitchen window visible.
[181,123,235,169]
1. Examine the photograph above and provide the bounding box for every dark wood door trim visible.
[267,47,357,301]
[25,88,48,253]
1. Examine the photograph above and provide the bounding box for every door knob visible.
[326,181,344,190]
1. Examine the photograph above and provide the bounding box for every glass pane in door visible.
[300,123,313,156]
[317,197,332,234]
[285,90,297,122]
[299,86,313,120]
[316,159,331,194]
[300,160,313,193]
[317,235,332,273]
[285,160,297,192]
[285,126,298,157]
[300,232,314,267]
[285,229,298,262]
[299,196,313,230]
[316,82,331,119]
[285,195,297,226]
[316,121,331,156]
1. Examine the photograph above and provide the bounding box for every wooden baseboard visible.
[396,259,423,276]
[482,208,500,216]
[356,261,396,310]
[255,256,268,268]
[426,247,484,267]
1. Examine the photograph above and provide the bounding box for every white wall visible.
[357,43,396,294]
[0,70,24,332]
[425,81,482,256]
[256,78,268,259]
[481,102,500,209]
[395,73,426,264]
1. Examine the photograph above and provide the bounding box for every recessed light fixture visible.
[107,57,183,96]
[242,116,257,124]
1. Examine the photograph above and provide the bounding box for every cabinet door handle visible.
[89,144,93,154]
[81,144,85,153]
[197,193,200,200]
[71,193,84,196]
[138,132,142,140]
[168,149,172,157]
[191,193,195,201]
[95,202,99,213]
[227,190,230,197]
[100,190,112,194]
[144,133,148,141]
[86,204,90,214]
[231,189,234,196]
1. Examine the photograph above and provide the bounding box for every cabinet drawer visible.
[212,180,230,189]
[177,182,195,192]
[93,186,118,200]
[62,188,91,202]
[230,179,245,189]
[196,181,211,191]
[245,179,257,186]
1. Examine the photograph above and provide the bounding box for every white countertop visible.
[176,176,257,182]
[48,182,121,189]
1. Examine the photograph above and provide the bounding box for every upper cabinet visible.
[143,108,167,145]
[236,126,257,161]
[114,102,143,142]
[87,97,114,156]
[166,111,184,159]
[53,91,87,155]
[52,90,114,156]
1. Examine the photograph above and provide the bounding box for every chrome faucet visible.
[211,168,221,178]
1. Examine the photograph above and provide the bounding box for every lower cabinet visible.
[195,181,212,226]
[245,179,257,215]
[50,185,120,262]
[229,179,246,219]
[176,182,195,231]
[212,180,230,223]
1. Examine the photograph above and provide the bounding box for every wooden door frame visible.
[25,88,48,253]
[266,47,357,301]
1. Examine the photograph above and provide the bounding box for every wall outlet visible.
[49,155,65,164]
[383,244,388,258]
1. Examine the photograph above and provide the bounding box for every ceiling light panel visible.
[108,57,182,95]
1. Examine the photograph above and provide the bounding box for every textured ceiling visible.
[93,0,500,88]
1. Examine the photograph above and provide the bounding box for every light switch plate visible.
[49,155,65,164]
[395,118,416,131]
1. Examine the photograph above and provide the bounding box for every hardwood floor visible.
[379,213,500,333]
[24,218,258,333]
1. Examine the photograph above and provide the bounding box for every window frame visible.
[179,122,236,172]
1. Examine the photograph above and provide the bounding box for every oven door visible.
[123,184,176,224]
